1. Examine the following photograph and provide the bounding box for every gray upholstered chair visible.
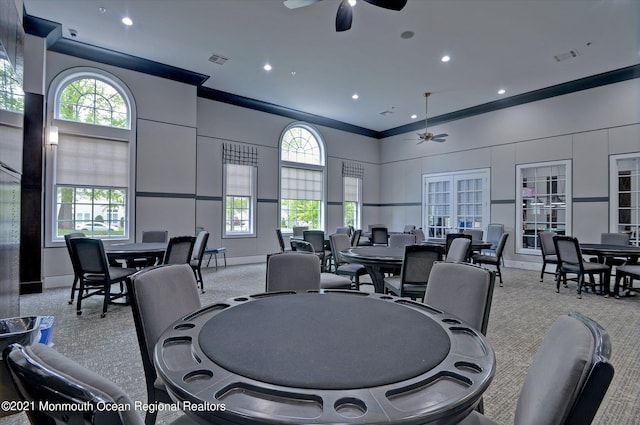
[462,228,483,241]
[266,252,321,292]
[403,224,416,233]
[613,264,640,298]
[413,228,426,243]
[445,237,471,263]
[141,230,168,243]
[190,230,209,293]
[292,226,308,237]
[539,231,559,282]
[484,223,504,253]
[126,264,202,425]
[350,229,362,246]
[472,233,509,286]
[384,245,441,301]
[303,230,331,271]
[335,226,351,235]
[329,233,368,290]
[457,312,614,425]
[553,235,611,298]
[163,235,196,265]
[424,261,495,335]
[5,343,146,425]
[275,228,289,252]
[445,233,472,257]
[388,233,416,248]
[69,237,137,318]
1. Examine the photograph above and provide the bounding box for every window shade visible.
[56,133,128,187]
[225,163,253,196]
[344,176,360,202]
[281,167,322,200]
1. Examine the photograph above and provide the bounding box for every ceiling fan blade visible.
[336,0,353,32]
[431,138,447,143]
[433,133,448,139]
[283,0,321,9]
[362,0,408,11]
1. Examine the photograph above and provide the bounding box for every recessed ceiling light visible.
[411,114,417,119]
[441,55,451,63]
[98,6,106,13]
[263,64,272,71]
[400,31,414,40]
[122,17,133,26]
[352,94,359,100]
[498,89,506,95]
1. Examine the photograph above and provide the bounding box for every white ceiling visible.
[23,0,640,133]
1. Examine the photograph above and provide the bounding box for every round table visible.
[105,242,166,266]
[341,246,405,293]
[155,291,495,425]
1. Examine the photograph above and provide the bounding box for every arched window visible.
[279,123,326,232]
[56,75,129,128]
[50,70,134,240]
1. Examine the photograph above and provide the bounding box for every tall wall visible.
[379,78,640,269]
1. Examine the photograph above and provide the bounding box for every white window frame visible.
[422,169,490,238]
[343,175,362,229]
[516,159,572,254]
[223,162,257,237]
[278,122,327,233]
[47,68,135,243]
[610,153,640,246]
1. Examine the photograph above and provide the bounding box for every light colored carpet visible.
[1,264,638,425]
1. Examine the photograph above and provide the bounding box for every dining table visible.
[421,238,493,253]
[105,242,167,267]
[154,290,495,425]
[580,243,640,297]
[341,246,405,293]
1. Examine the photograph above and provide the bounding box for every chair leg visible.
[555,272,562,293]
[101,284,110,318]
[576,274,583,299]
[76,281,84,315]
[540,261,546,282]
[145,409,158,425]
[496,263,503,287]
[69,275,78,304]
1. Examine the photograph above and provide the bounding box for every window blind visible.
[344,176,360,202]
[281,167,322,200]
[223,143,258,167]
[225,163,253,197]
[56,133,128,187]
[342,161,364,179]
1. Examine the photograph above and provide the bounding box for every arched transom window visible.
[56,76,129,128]
[279,123,326,232]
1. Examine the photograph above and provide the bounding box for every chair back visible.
[413,228,426,243]
[553,235,583,267]
[335,226,351,235]
[403,224,416,233]
[5,343,143,425]
[64,232,85,274]
[370,227,389,245]
[513,312,614,425]
[445,238,471,262]
[266,252,321,292]
[290,239,315,253]
[275,228,287,252]
[462,228,483,241]
[494,232,509,258]
[486,224,504,249]
[539,231,557,256]
[303,230,326,253]
[329,233,351,265]
[141,230,168,243]
[425,262,495,335]
[389,233,416,248]
[350,229,361,247]
[163,236,196,264]
[445,233,472,254]
[69,238,109,276]
[191,230,209,263]
[292,226,308,237]
[601,232,630,246]
[400,245,441,286]
[126,264,201,408]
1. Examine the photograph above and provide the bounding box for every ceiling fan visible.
[283,0,408,32]
[417,92,448,144]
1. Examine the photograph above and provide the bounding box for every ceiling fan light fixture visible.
[348,0,357,6]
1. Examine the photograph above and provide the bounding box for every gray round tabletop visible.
[154,291,495,425]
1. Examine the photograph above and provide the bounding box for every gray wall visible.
[379,78,640,269]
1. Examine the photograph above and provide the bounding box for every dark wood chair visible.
[553,235,611,298]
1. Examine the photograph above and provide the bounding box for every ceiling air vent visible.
[554,49,580,62]
[379,108,395,116]
[208,53,229,65]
